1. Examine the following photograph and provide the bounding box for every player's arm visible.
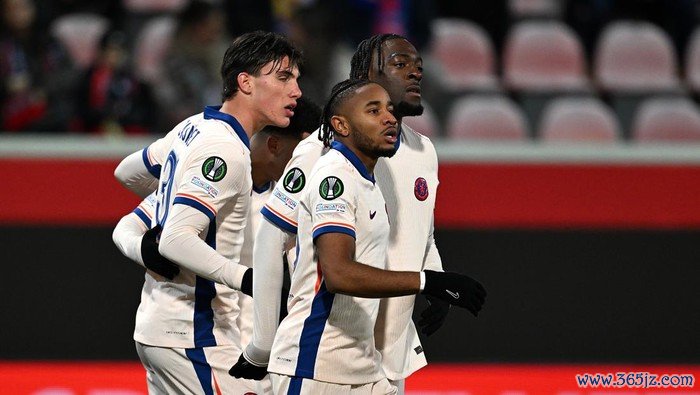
[112,195,180,279]
[250,219,292,357]
[417,215,452,335]
[114,149,160,197]
[157,145,252,293]
[112,209,150,267]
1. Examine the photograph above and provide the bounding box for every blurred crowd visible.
[2,0,700,141]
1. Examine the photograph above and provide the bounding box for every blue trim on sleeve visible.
[141,148,162,178]
[330,141,375,184]
[132,207,151,227]
[185,348,215,395]
[193,218,217,348]
[261,206,297,234]
[294,281,335,378]
[173,196,215,221]
[312,225,356,240]
[204,106,250,148]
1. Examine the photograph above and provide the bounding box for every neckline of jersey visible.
[330,140,376,184]
[253,181,272,194]
[203,106,250,149]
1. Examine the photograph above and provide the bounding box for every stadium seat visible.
[123,0,188,13]
[402,101,440,138]
[632,97,700,143]
[594,21,683,138]
[595,21,681,92]
[503,21,589,92]
[539,97,621,143]
[509,0,562,19]
[50,13,110,69]
[134,16,176,83]
[431,18,499,92]
[446,96,529,141]
[685,27,700,92]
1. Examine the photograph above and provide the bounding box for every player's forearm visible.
[114,151,158,197]
[112,213,148,267]
[159,206,248,290]
[324,260,421,298]
[422,228,444,272]
[249,219,288,361]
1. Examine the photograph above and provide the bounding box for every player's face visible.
[345,83,398,158]
[252,56,302,128]
[369,38,424,118]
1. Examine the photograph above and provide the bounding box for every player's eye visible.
[368,108,379,115]
[394,62,405,69]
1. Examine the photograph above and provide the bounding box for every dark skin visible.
[368,38,424,124]
[316,83,421,297]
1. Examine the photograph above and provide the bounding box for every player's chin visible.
[271,115,291,128]
[397,100,424,117]
[375,144,396,158]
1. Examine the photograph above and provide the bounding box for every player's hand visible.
[240,268,253,297]
[422,270,486,316]
[229,352,267,380]
[417,295,450,336]
[141,225,180,280]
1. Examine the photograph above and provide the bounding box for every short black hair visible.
[349,33,407,80]
[319,79,374,147]
[264,96,321,140]
[220,31,302,100]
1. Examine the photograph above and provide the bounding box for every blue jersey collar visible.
[330,141,375,184]
[204,106,250,149]
[253,182,272,194]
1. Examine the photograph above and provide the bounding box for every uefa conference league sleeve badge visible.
[202,156,227,182]
[283,167,306,194]
[319,176,344,200]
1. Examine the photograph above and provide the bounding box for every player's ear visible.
[237,72,253,95]
[330,115,350,137]
[266,134,280,155]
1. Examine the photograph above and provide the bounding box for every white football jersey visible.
[133,106,252,349]
[373,125,441,380]
[268,141,390,385]
[262,125,442,380]
[237,182,274,348]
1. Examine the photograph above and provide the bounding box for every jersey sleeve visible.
[112,193,157,267]
[171,139,249,220]
[308,164,358,240]
[261,141,323,234]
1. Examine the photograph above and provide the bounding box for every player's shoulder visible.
[401,124,436,149]
[293,129,326,156]
[310,148,357,182]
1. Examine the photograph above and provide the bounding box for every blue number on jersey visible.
[155,150,178,227]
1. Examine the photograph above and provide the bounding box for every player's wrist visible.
[244,343,270,367]
[419,271,426,292]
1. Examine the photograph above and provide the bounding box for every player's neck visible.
[220,99,256,140]
[343,141,377,176]
[250,161,270,190]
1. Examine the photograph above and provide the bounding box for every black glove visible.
[423,270,486,316]
[229,352,267,380]
[417,295,450,336]
[141,225,180,280]
[240,268,253,297]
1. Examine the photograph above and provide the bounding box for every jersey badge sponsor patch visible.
[319,176,344,200]
[315,203,347,213]
[273,189,297,209]
[283,167,305,193]
[414,177,429,201]
[190,176,220,198]
[202,156,227,182]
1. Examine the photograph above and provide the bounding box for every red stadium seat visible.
[446,96,529,141]
[632,97,700,143]
[539,97,621,143]
[50,13,110,69]
[503,21,589,92]
[595,21,681,92]
[509,0,562,19]
[431,18,499,92]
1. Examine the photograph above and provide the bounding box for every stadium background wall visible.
[0,155,698,362]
